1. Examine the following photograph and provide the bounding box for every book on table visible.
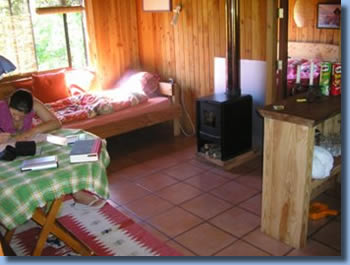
[20,155,58,172]
[69,138,102,163]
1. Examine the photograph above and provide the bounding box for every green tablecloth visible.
[0,128,110,230]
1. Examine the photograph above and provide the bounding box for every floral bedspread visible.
[34,87,148,125]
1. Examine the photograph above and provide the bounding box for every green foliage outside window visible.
[0,0,88,74]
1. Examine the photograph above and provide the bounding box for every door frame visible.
[265,0,289,104]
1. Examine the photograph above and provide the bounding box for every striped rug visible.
[4,199,182,256]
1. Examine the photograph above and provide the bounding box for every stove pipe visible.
[225,0,241,97]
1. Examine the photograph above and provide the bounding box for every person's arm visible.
[15,98,61,141]
[0,132,11,144]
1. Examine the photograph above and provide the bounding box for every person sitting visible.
[0,89,105,208]
[0,89,61,143]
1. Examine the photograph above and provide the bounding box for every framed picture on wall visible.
[143,0,172,12]
[317,4,341,29]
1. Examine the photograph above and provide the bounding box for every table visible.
[258,94,341,248]
[0,128,110,255]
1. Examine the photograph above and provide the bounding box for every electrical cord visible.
[169,78,196,137]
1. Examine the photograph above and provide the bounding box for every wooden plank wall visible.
[85,0,140,89]
[288,0,341,45]
[84,0,267,127]
[136,0,267,128]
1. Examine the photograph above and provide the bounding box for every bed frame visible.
[65,81,182,139]
[0,80,182,139]
[288,41,340,62]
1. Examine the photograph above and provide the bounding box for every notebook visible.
[46,134,68,146]
[69,139,102,163]
[20,155,58,172]
[66,134,85,145]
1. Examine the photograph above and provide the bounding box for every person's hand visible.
[0,133,11,144]
[15,130,35,142]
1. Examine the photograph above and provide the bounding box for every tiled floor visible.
[105,123,341,256]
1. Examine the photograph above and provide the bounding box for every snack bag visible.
[319,62,332,96]
[330,63,341,96]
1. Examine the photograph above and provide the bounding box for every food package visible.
[319,62,332,96]
[330,63,341,96]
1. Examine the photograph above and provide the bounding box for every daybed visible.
[0,69,181,139]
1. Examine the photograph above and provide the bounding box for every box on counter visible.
[330,63,341,96]
[319,62,332,96]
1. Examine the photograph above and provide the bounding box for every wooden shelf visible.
[259,95,341,248]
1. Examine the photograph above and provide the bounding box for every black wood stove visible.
[196,0,252,161]
[196,94,252,161]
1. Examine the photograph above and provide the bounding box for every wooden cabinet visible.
[258,94,341,248]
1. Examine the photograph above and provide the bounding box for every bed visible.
[286,41,341,95]
[0,70,181,139]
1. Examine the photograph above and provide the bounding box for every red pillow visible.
[32,71,70,103]
[12,79,33,91]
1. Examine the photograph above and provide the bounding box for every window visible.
[0,0,88,75]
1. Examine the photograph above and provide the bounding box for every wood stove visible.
[196,0,252,162]
[196,93,252,161]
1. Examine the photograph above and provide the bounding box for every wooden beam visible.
[265,0,278,105]
[36,6,84,15]
[279,0,289,99]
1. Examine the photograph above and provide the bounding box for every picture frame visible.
[143,0,172,12]
[317,3,341,29]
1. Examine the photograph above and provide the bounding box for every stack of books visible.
[69,138,102,163]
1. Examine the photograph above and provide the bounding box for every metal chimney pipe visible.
[225,0,241,97]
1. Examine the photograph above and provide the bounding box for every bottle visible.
[292,64,302,95]
[306,62,321,102]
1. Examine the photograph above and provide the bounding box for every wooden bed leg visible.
[173,118,181,136]
[172,82,181,136]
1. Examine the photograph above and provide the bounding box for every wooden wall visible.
[85,0,140,89]
[137,0,266,88]
[137,0,267,128]
[85,0,267,127]
[288,0,341,45]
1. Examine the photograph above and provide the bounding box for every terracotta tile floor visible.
[106,123,342,256]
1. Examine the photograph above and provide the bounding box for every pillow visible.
[32,71,70,103]
[12,79,33,91]
[119,71,160,97]
[113,69,138,88]
[65,68,95,93]
[133,72,160,97]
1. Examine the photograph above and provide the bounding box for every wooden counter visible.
[258,94,341,248]
[259,93,341,127]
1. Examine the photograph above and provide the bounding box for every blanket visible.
[34,88,148,125]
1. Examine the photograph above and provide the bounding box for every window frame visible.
[0,1,89,81]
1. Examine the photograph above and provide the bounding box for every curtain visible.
[0,0,37,74]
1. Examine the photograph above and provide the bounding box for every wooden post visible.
[265,0,278,104]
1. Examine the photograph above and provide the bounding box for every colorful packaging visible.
[319,62,332,96]
[330,63,341,96]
